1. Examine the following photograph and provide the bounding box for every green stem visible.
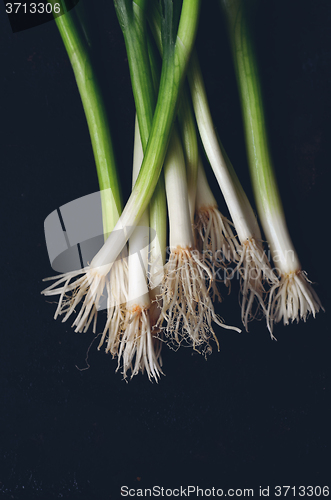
[220,0,300,272]
[146,32,167,265]
[146,17,195,249]
[91,0,201,269]
[187,48,261,243]
[177,84,199,224]
[114,0,167,266]
[51,4,122,237]
[147,3,199,225]
[113,0,155,149]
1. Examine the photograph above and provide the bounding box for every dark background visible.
[0,0,329,498]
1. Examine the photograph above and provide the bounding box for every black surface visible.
[0,0,330,498]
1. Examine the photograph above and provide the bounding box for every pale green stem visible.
[187,50,261,244]
[220,0,300,273]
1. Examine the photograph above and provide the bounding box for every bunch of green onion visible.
[42,0,323,381]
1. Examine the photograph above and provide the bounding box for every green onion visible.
[156,127,242,352]
[220,0,323,330]
[148,1,278,331]
[187,48,279,332]
[111,0,165,379]
[145,36,167,331]
[117,118,163,381]
[42,5,128,342]
[92,0,201,269]
[177,83,199,225]
[48,2,122,233]
[146,3,242,350]
[147,2,199,226]
[42,1,324,375]
[43,0,201,342]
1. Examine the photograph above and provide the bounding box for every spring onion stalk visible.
[146,20,240,352]
[178,93,239,296]
[43,0,201,339]
[145,34,167,331]
[144,8,241,349]
[148,183,167,330]
[175,82,237,296]
[71,0,201,287]
[186,48,279,331]
[178,101,237,301]
[146,3,198,226]
[155,126,241,352]
[220,0,323,330]
[113,0,154,150]
[145,27,224,340]
[177,83,238,291]
[177,96,238,301]
[148,34,240,349]
[179,108,227,301]
[113,0,166,330]
[147,1,271,330]
[117,118,163,381]
[148,7,218,327]
[42,5,128,341]
[150,24,237,350]
[177,83,199,225]
[112,1,165,378]
[147,5,225,308]
[89,0,201,268]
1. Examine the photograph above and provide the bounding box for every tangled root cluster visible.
[42,258,128,346]
[195,206,239,267]
[42,266,109,333]
[155,247,241,355]
[233,238,279,334]
[42,258,165,380]
[267,270,323,332]
[117,306,163,382]
[42,231,323,380]
[97,259,128,354]
[195,207,241,300]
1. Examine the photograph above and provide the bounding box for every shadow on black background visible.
[0,0,329,498]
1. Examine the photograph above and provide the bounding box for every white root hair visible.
[42,265,110,333]
[267,270,323,332]
[97,258,128,355]
[156,247,241,355]
[42,256,128,343]
[117,306,163,382]
[195,205,241,300]
[230,238,279,334]
[195,205,240,265]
